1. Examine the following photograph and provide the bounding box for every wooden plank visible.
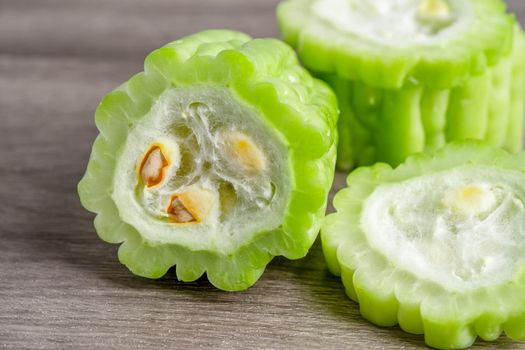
[508,0,525,22]
[0,0,523,61]
[0,0,281,60]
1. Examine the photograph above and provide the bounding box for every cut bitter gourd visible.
[322,141,525,349]
[78,30,338,291]
[278,0,525,169]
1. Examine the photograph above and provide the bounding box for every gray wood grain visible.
[1,1,525,349]
[0,0,281,61]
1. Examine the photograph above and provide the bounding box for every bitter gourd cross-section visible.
[323,141,525,349]
[278,0,525,169]
[78,30,338,291]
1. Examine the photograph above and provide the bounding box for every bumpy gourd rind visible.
[316,26,525,169]
[278,0,514,89]
[278,0,525,169]
[322,141,525,349]
[322,26,525,169]
[78,30,338,291]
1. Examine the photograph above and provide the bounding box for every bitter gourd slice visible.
[278,0,525,169]
[78,30,338,291]
[323,141,525,349]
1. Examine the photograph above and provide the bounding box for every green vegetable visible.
[78,30,338,291]
[323,141,525,349]
[277,0,525,169]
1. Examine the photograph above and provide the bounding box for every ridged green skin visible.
[78,30,338,291]
[322,141,525,349]
[278,0,525,169]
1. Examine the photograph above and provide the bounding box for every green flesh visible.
[78,30,338,291]
[322,141,525,349]
[278,0,525,169]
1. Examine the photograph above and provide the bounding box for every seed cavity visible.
[166,186,215,224]
[223,131,267,175]
[139,145,170,187]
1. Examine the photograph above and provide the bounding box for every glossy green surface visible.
[322,141,525,349]
[278,0,525,169]
[78,30,338,291]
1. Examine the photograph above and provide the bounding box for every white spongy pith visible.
[313,0,472,46]
[112,86,291,253]
[361,166,525,292]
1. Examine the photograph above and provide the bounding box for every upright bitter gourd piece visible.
[78,30,338,291]
[278,0,525,169]
[323,141,525,349]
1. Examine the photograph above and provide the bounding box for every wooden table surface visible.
[1,1,525,348]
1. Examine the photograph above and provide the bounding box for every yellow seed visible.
[223,131,267,174]
[418,0,450,19]
[461,186,484,199]
[442,185,496,217]
[139,145,169,187]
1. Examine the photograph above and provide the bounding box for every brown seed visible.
[139,145,169,187]
[166,187,215,224]
[167,196,197,223]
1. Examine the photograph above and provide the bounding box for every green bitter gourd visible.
[323,141,525,349]
[78,30,338,291]
[278,0,525,169]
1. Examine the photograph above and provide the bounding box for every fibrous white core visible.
[361,167,525,291]
[313,0,472,46]
[113,86,290,252]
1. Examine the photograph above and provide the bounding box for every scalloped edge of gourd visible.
[78,30,338,291]
[277,0,518,89]
[322,141,525,348]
